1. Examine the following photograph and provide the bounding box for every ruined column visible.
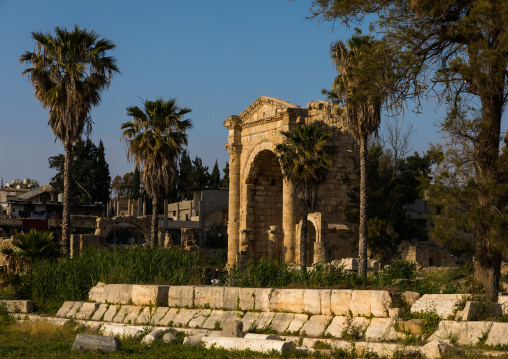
[313,242,327,265]
[267,226,279,260]
[137,198,142,217]
[227,144,242,266]
[164,199,168,230]
[282,179,296,262]
[127,199,132,216]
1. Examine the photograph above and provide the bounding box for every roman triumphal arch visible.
[224,96,359,267]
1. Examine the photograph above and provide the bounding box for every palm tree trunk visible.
[300,206,308,268]
[151,194,158,245]
[358,134,368,277]
[61,139,72,254]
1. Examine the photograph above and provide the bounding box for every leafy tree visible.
[21,26,118,253]
[275,122,336,267]
[221,162,230,189]
[192,157,210,189]
[177,150,194,200]
[122,97,192,244]
[307,0,508,300]
[209,160,221,189]
[131,166,142,200]
[48,138,111,203]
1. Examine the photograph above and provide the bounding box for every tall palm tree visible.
[122,98,192,245]
[329,33,384,276]
[20,26,119,253]
[275,122,336,267]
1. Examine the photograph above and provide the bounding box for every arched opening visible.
[245,150,283,259]
[306,220,317,267]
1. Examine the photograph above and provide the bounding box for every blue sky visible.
[0,0,486,186]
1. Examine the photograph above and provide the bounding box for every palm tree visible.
[122,98,192,245]
[275,122,336,267]
[20,26,119,253]
[328,33,385,276]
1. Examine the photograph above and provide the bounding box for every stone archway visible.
[95,216,151,242]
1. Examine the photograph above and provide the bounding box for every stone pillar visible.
[137,198,142,217]
[143,201,147,216]
[313,242,327,265]
[127,199,132,216]
[240,229,252,254]
[267,226,279,260]
[164,199,168,230]
[164,232,173,248]
[282,180,296,262]
[227,144,242,266]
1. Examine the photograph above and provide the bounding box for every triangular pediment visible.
[238,96,302,123]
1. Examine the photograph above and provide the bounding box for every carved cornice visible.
[238,96,301,121]
[228,144,243,156]
[223,115,241,130]
[240,114,284,129]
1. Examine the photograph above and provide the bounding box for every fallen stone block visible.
[269,313,294,333]
[0,300,34,313]
[132,285,170,306]
[173,308,201,327]
[88,282,106,302]
[428,320,493,346]
[324,316,369,339]
[299,315,332,337]
[270,289,304,313]
[168,285,194,308]
[202,337,295,354]
[402,291,421,306]
[350,290,371,317]
[396,319,423,334]
[340,258,358,271]
[364,318,398,341]
[254,288,273,312]
[330,290,352,316]
[102,305,120,322]
[457,301,503,321]
[485,322,508,346]
[56,301,79,318]
[238,288,255,311]
[287,313,309,334]
[101,324,144,338]
[141,328,166,346]
[388,308,401,318]
[72,333,121,353]
[221,319,243,337]
[370,291,391,317]
[183,334,205,346]
[66,302,84,318]
[76,302,100,320]
[162,331,178,343]
[91,303,109,321]
[202,310,242,330]
[411,294,463,319]
[421,340,455,359]
[188,309,211,328]
[241,311,259,331]
[103,284,133,305]
[253,312,276,330]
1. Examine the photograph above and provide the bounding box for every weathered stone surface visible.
[253,312,276,330]
[340,258,358,271]
[183,334,204,346]
[141,328,165,346]
[238,288,256,311]
[270,289,303,313]
[188,309,211,328]
[485,322,508,346]
[158,308,180,326]
[320,289,332,316]
[388,308,401,318]
[411,294,463,319]
[173,308,201,327]
[499,294,508,315]
[103,284,133,305]
[135,307,152,325]
[101,324,144,338]
[421,340,455,359]
[428,320,493,346]
[324,316,369,339]
[203,310,242,329]
[364,318,398,341]
[457,301,503,321]
[0,300,34,313]
[402,291,421,306]
[350,291,371,317]
[66,302,84,318]
[397,319,423,334]
[111,305,132,323]
[354,341,409,357]
[132,285,170,306]
[330,290,352,316]
[287,313,309,334]
[56,301,79,318]
[243,333,281,340]
[103,305,120,322]
[88,282,106,302]
[371,291,391,317]
[254,288,273,312]
[72,333,121,353]
[202,337,295,354]
[240,311,259,331]
[76,302,100,320]
[209,287,225,309]
[91,303,109,321]
[299,315,332,337]
[162,332,178,343]
[221,319,243,337]
[150,307,169,325]
[368,259,380,272]
[194,286,212,308]
[223,287,240,310]
[303,289,321,315]
[168,285,194,308]
[269,313,294,333]
[123,306,142,324]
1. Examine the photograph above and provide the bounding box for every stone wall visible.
[399,241,456,268]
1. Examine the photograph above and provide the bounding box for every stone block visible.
[101,324,144,338]
[364,318,397,341]
[402,291,421,306]
[203,310,242,329]
[113,305,134,323]
[183,334,205,346]
[340,258,358,271]
[241,311,259,331]
[88,282,106,302]
[135,307,152,325]
[66,302,84,318]
[75,302,100,320]
[324,316,369,339]
[350,290,371,317]
[209,287,225,309]
[299,315,332,337]
[428,321,493,346]
[103,305,120,322]
[287,313,309,334]
[168,286,195,308]
[202,337,295,354]
[150,307,169,325]
[103,284,133,305]
[223,287,240,311]
[72,334,121,353]
[158,308,180,326]
[269,313,294,333]
[388,308,401,318]
[188,309,211,328]
[243,333,281,340]
[131,285,169,306]
[370,291,391,317]
[320,289,332,315]
[269,289,304,313]
[254,288,273,312]
[173,308,201,327]
[485,322,508,346]
[411,294,463,319]
[221,319,243,337]
[421,340,455,359]
[397,319,423,334]
[194,286,212,307]
[0,300,34,313]
[368,259,380,272]
[123,306,142,324]
[141,328,165,346]
[91,303,109,321]
[331,290,352,316]
[253,312,276,330]
[163,332,178,343]
[499,294,508,315]
[303,289,321,315]
[56,301,79,318]
[457,301,503,321]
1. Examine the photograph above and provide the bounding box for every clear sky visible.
[1,0,501,187]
